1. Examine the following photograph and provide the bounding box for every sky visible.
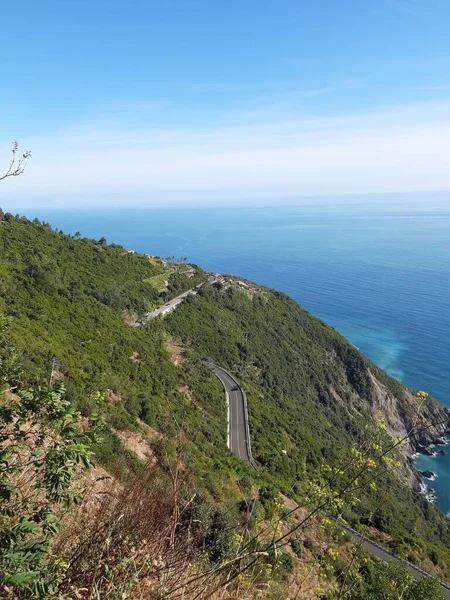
[1,0,450,208]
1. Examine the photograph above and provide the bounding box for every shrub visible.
[0,383,97,597]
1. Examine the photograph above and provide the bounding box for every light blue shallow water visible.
[23,202,450,510]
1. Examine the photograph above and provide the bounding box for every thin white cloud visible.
[2,100,450,208]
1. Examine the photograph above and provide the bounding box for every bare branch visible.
[0,141,31,182]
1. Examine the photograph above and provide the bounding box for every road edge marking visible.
[225,389,230,449]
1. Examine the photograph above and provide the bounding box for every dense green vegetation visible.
[0,214,229,484]
[0,213,449,597]
[326,561,444,600]
[0,352,96,596]
[166,280,450,569]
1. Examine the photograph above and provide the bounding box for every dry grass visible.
[122,310,140,326]
[113,428,156,463]
[57,463,195,599]
[55,461,278,600]
[166,340,187,367]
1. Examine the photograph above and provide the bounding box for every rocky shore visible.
[419,469,437,480]
[413,433,450,505]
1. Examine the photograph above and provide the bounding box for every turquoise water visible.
[416,449,450,514]
[23,202,450,509]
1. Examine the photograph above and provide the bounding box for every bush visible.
[0,381,96,597]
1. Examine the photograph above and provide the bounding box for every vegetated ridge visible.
[0,212,449,600]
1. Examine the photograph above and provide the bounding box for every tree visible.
[0,141,31,182]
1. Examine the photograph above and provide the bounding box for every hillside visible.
[0,212,449,599]
[165,277,450,551]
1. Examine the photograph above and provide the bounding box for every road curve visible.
[210,364,449,597]
[209,364,257,469]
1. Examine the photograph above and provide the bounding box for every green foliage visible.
[0,313,21,385]
[165,266,205,297]
[1,215,449,590]
[332,561,444,600]
[0,321,98,597]
[203,506,236,564]
[165,281,450,571]
[290,538,302,557]
[0,217,218,475]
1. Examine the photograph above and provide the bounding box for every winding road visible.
[141,280,450,596]
[209,363,256,467]
[210,364,450,598]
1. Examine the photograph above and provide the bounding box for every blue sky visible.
[1,0,450,207]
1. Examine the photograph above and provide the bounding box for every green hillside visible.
[0,212,449,599]
[166,278,450,555]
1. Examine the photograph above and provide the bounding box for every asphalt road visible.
[338,521,450,598]
[136,287,198,324]
[209,364,256,467]
[135,275,217,326]
[210,365,450,598]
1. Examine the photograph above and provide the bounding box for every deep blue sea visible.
[24,202,450,511]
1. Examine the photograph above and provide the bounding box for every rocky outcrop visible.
[369,371,449,455]
[419,470,436,480]
[421,447,436,456]
[367,371,449,493]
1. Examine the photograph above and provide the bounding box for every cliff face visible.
[370,371,449,453]
[369,371,449,490]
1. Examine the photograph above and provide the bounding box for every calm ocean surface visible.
[25,202,450,511]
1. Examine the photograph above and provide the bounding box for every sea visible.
[22,199,450,512]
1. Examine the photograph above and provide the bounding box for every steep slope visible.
[167,278,448,457]
[1,213,450,582]
[0,215,229,481]
[165,280,450,556]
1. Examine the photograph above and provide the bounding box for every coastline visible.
[413,434,450,511]
[17,205,450,517]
